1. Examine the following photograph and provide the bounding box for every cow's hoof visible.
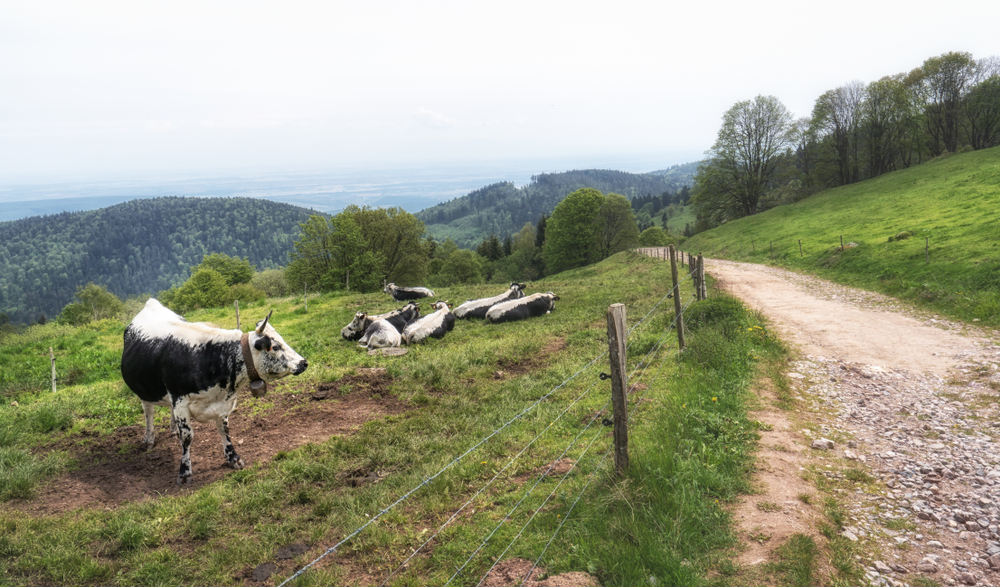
[228,458,245,470]
[177,476,192,485]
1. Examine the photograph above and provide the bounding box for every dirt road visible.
[704,259,1000,586]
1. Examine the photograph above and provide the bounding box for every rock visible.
[892,564,909,573]
[844,449,859,460]
[842,530,859,541]
[917,562,939,573]
[957,571,977,585]
[989,554,1000,569]
[874,561,893,574]
[812,438,835,450]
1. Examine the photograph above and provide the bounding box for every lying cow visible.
[358,320,402,349]
[383,282,435,302]
[341,302,420,341]
[402,301,455,344]
[453,283,526,319]
[121,299,308,484]
[486,292,560,324]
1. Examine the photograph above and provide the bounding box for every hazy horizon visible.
[4,1,997,188]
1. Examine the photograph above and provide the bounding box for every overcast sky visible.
[2,0,998,182]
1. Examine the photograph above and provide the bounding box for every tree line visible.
[692,51,1000,228]
[0,197,315,324]
[415,169,687,248]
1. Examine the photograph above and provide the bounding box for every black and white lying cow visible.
[383,282,435,302]
[358,320,402,349]
[121,299,308,484]
[340,302,421,341]
[486,292,560,324]
[402,301,455,344]
[453,283,527,319]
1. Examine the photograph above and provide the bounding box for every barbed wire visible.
[377,375,605,586]
[448,399,612,586]
[277,337,611,585]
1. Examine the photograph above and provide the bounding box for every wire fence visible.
[279,256,696,587]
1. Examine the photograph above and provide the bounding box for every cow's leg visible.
[141,402,157,448]
[173,409,195,485]
[215,416,245,469]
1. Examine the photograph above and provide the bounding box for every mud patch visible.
[10,371,409,515]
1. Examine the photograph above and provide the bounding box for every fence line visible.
[280,262,700,586]
[467,296,695,586]
[276,349,610,586]
[512,297,695,586]
[377,377,607,586]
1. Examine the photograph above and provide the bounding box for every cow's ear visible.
[254,335,272,351]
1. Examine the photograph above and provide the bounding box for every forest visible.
[692,51,1000,228]
[0,197,317,324]
[415,168,692,248]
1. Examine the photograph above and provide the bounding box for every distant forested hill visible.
[416,169,688,248]
[0,197,316,324]
[648,161,701,185]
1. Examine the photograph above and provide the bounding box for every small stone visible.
[927,540,944,548]
[848,440,858,448]
[788,372,804,379]
[917,562,939,573]
[812,438,835,450]
[844,449,859,460]
[843,530,859,542]
[957,571,976,585]
[874,561,893,574]
[892,564,909,573]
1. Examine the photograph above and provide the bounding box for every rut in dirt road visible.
[706,259,1000,587]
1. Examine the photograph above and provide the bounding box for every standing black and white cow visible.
[453,283,526,319]
[383,282,435,302]
[401,301,455,344]
[121,299,308,484]
[486,292,560,324]
[340,302,421,341]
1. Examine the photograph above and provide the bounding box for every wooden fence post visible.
[669,246,685,351]
[347,270,350,292]
[50,347,57,393]
[840,235,844,250]
[799,239,803,257]
[607,303,629,477]
[770,241,773,257]
[925,237,929,264]
[751,236,755,252]
[234,300,241,330]
[304,284,308,313]
[698,254,706,300]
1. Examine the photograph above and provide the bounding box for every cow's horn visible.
[257,310,273,334]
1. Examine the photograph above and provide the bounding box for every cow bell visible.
[249,379,268,398]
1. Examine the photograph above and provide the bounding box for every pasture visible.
[0,252,788,586]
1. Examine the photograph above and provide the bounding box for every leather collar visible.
[240,332,262,382]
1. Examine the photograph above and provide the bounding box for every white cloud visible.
[412,107,459,130]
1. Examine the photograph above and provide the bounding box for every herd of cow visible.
[120,282,560,484]
[340,282,561,349]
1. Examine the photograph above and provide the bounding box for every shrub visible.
[251,268,291,297]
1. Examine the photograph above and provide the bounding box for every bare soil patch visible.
[8,369,409,515]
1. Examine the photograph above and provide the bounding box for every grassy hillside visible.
[0,253,808,586]
[683,147,1000,326]
[0,197,318,324]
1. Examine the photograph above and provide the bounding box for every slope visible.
[416,169,683,248]
[682,146,1000,325]
[0,197,317,324]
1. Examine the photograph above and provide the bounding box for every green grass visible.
[682,146,1000,326]
[0,252,787,586]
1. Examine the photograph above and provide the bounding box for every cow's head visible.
[510,283,527,298]
[250,312,308,379]
[383,283,396,294]
[341,312,369,341]
[431,300,452,311]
